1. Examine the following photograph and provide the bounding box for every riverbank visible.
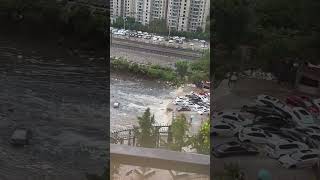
[110,72,209,135]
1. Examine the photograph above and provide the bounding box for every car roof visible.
[292,107,309,112]
[242,127,263,133]
[258,94,279,100]
[217,111,239,116]
[11,129,28,140]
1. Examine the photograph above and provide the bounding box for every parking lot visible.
[110,27,210,51]
[212,78,320,180]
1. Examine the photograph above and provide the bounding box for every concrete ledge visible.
[110,144,210,175]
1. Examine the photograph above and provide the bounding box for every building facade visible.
[111,0,209,32]
[167,0,209,32]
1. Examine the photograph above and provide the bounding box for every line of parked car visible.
[174,91,210,115]
[110,27,209,49]
[212,94,320,169]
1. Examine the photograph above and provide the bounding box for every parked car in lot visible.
[255,94,281,107]
[254,115,294,128]
[278,149,320,169]
[306,125,320,133]
[10,128,32,146]
[238,127,286,144]
[265,141,309,159]
[291,107,315,125]
[249,125,280,134]
[212,141,259,158]
[313,98,320,111]
[281,128,319,148]
[241,104,291,119]
[216,111,252,126]
[177,106,191,112]
[310,134,320,145]
[286,95,319,116]
[211,121,239,137]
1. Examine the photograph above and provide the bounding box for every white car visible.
[265,141,309,159]
[313,98,320,113]
[255,94,281,107]
[291,107,315,125]
[216,111,253,126]
[239,127,287,144]
[305,125,320,133]
[211,121,239,137]
[279,149,320,169]
[174,96,188,105]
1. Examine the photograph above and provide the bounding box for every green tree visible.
[169,114,189,151]
[112,16,124,29]
[135,108,156,148]
[175,61,189,79]
[189,120,210,154]
[214,0,252,52]
[190,51,210,82]
[148,18,168,34]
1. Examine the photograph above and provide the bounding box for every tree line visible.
[111,51,210,85]
[134,108,210,154]
[212,0,320,82]
[0,0,108,48]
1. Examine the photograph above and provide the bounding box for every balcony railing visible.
[110,144,210,175]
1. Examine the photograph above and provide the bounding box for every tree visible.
[214,0,252,52]
[112,16,124,29]
[168,114,189,151]
[175,61,189,79]
[135,108,156,148]
[190,51,210,82]
[189,120,210,154]
[148,18,168,34]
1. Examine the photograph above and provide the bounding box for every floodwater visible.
[0,37,108,179]
[110,74,176,130]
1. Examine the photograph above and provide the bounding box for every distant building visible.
[166,0,210,32]
[111,0,209,32]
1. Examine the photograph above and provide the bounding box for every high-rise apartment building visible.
[111,0,209,32]
[167,0,209,32]
[134,0,152,25]
[151,0,168,20]
[111,0,124,22]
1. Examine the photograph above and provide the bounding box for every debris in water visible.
[113,102,120,108]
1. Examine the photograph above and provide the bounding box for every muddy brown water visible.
[0,36,108,179]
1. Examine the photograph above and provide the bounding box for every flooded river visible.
[110,74,176,130]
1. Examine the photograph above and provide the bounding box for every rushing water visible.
[110,74,177,130]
